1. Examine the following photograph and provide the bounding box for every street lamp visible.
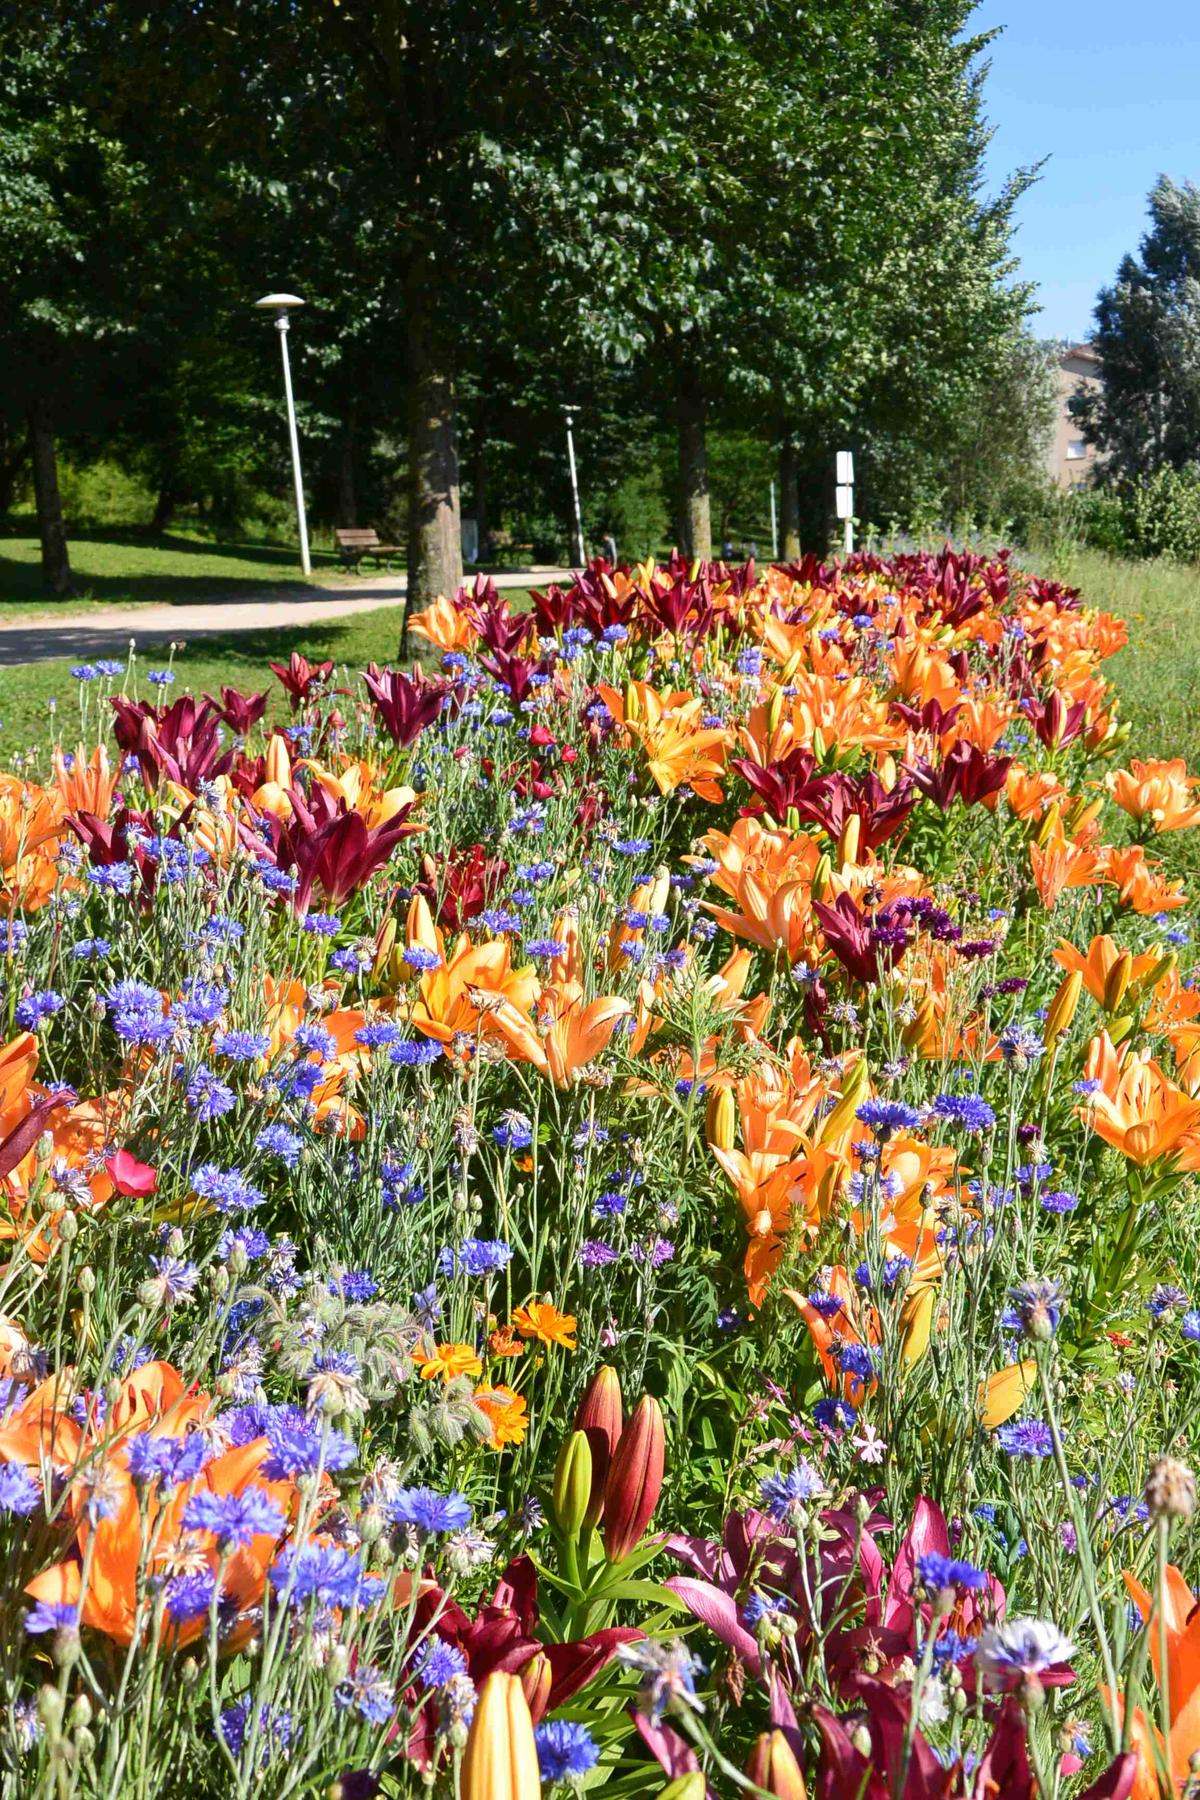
[562,405,586,568]
[255,293,311,577]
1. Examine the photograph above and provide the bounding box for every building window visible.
[1066,439,1088,461]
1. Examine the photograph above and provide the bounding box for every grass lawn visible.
[0,529,343,618]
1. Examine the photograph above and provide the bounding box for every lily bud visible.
[647,865,671,917]
[1102,950,1134,1014]
[520,1649,552,1723]
[705,1086,737,1153]
[1034,802,1061,849]
[1136,950,1177,1003]
[1042,969,1083,1045]
[603,1393,665,1562]
[1067,795,1104,836]
[372,917,398,980]
[837,813,862,867]
[811,726,827,763]
[810,852,833,902]
[575,1365,623,1527]
[816,1058,870,1147]
[899,1285,936,1368]
[659,1777,707,1800]
[767,686,786,740]
[901,995,937,1054]
[624,680,641,724]
[878,753,898,792]
[461,1672,540,1800]
[265,732,291,788]
[745,1730,809,1800]
[552,1430,593,1539]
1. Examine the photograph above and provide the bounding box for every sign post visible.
[835,450,855,557]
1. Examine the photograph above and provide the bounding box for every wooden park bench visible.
[334,527,404,572]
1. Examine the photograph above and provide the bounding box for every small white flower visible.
[853,1423,888,1465]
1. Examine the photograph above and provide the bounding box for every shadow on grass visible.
[0,613,401,669]
[0,530,340,609]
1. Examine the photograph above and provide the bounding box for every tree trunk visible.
[337,404,358,526]
[779,436,801,561]
[152,484,178,533]
[677,365,711,562]
[27,402,74,597]
[403,261,462,647]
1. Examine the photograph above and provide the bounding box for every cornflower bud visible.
[1145,1455,1196,1522]
[77,1266,96,1295]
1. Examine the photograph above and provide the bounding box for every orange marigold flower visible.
[474,1384,529,1448]
[488,1325,527,1359]
[413,1341,484,1383]
[511,1302,577,1349]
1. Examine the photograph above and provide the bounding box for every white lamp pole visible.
[562,405,586,568]
[255,293,311,577]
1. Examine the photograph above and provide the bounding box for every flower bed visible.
[0,546,1195,1797]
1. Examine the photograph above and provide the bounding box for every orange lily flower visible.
[408,592,479,654]
[1109,1564,1200,1800]
[1103,844,1188,915]
[1107,758,1200,833]
[404,935,539,1049]
[489,983,632,1088]
[1053,933,1162,1007]
[1078,1033,1200,1167]
[0,773,65,911]
[53,744,118,818]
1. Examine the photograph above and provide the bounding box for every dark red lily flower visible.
[731,748,818,822]
[1023,689,1088,750]
[815,893,904,988]
[478,651,541,710]
[464,578,531,655]
[418,842,507,931]
[361,664,449,747]
[269,651,334,710]
[0,1090,76,1181]
[909,742,1012,812]
[891,697,962,738]
[210,686,268,736]
[644,571,714,640]
[109,695,234,794]
[532,581,585,638]
[252,785,422,914]
[792,771,916,851]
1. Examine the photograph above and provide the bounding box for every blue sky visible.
[970,0,1200,341]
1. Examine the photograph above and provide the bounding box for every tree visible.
[1073,176,1200,482]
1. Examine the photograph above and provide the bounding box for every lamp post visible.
[562,405,586,568]
[255,293,311,577]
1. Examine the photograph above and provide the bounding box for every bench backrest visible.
[335,527,381,547]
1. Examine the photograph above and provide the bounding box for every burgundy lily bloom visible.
[815,894,904,988]
[269,651,334,710]
[70,808,160,909]
[109,695,234,793]
[792,771,916,851]
[466,580,531,655]
[0,1090,76,1181]
[891,697,963,738]
[479,652,541,710]
[419,843,507,931]
[909,742,1012,812]
[731,748,817,823]
[1023,689,1088,750]
[362,664,449,747]
[210,686,268,736]
[253,784,422,913]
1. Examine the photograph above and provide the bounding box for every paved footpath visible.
[0,568,570,667]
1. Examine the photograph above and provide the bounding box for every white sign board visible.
[836,451,854,485]
[835,484,855,520]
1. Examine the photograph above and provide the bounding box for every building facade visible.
[1046,342,1102,489]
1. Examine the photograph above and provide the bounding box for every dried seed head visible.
[1145,1455,1196,1522]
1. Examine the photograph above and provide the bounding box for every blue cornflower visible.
[743,1592,791,1626]
[389,1038,443,1067]
[89,862,135,896]
[293,1022,337,1060]
[759,1461,824,1520]
[837,1343,876,1382]
[71,937,111,961]
[25,1601,78,1635]
[71,665,98,681]
[355,1020,403,1049]
[1040,1189,1078,1214]
[391,1487,472,1534]
[255,1123,303,1166]
[258,866,299,895]
[217,1227,270,1263]
[262,1411,356,1480]
[147,1255,200,1302]
[479,908,521,933]
[0,1463,40,1515]
[441,1238,513,1278]
[146,670,176,686]
[493,1112,534,1152]
[164,1572,216,1623]
[183,1487,286,1548]
[192,1163,263,1212]
[330,945,372,974]
[813,1397,857,1432]
[125,1432,210,1491]
[212,1030,270,1063]
[333,1269,379,1303]
[414,1640,468,1689]
[270,1543,380,1610]
[14,990,65,1031]
[524,937,565,959]
[856,1099,921,1140]
[931,1092,996,1134]
[1149,1285,1189,1319]
[1182,1311,1200,1342]
[916,1552,988,1593]
[95,659,124,677]
[516,861,555,883]
[186,1066,236,1121]
[594,1190,627,1218]
[302,913,342,938]
[535,1720,600,1782]
[381,1157,424,1209]
[580,1240,618,1266]
[611,838,652,856]
[336,1661,394,1726]
[402,945,442,972]
[996,1417,1054,1458]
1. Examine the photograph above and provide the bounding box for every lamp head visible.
[254,293,305,311]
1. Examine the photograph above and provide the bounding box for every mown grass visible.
[0,530,341,617]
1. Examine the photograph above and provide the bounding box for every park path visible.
[0,568,570,667]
